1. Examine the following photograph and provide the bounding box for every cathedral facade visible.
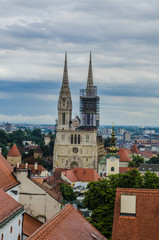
[53,52,100,172]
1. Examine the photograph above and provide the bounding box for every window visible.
[73,147,78,154]
[86,135,89,142]
[10,226,13,233]
[18,234,21,240]
[78,135,80,144]
[62,112,65,125]
[18,219,21,226]
[71,134,73,144]
[1,234,3,240]
[111,167,114,171]
[120,194,136,217]
[74,135,77,144]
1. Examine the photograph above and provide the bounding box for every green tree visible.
[147,156,159,164]
[60,183,76,201]
[128,154,144,167]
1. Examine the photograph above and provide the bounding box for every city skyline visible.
[0,1,159,126]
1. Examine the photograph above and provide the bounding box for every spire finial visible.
[62,51,69,89]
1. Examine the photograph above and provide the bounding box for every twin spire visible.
[61,51,94,90]
[62,51,69,89]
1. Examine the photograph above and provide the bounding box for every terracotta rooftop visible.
[140,151,155,158]
[119,167,138,173]
[62,168,102,182]
[16,163,47,175]
[23,213,43,237]
[27,204,107,240]
[125,148,132,155]
[0,153,19,191]
[118,148,131,162]
[112,188,159,240]
[0,189,23,224]
[53,168,68,179]
[131,144,140,154]
[7,144,21,157]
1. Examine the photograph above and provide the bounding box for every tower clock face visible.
[110,156,115,162]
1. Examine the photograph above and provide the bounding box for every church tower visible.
[57,52,72,130]
[80,52,100,129]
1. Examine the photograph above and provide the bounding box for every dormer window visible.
[120,194,136,217]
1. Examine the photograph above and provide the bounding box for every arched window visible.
[111,167,114,172]
[18,234,21,240]
[62,112,65,125]
[10,226,13,233]
[1,233,4,240]
[78,135,80,144]
[71,134,73,144]
[74,135,77,144]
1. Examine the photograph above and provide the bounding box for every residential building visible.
[0,189,24,240]
[13,169,62,223]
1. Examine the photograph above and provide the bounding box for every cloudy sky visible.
[0,0,159,126]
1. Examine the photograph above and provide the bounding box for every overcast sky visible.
[0,0,159,126]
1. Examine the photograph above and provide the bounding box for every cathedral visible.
[53,52,103,172]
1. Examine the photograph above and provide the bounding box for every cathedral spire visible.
[87,51,94,90]
[62,51,69,89]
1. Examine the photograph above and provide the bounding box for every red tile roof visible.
[0,153,19,191]
[7,144,21,157]
[118,148,131,162]
[16,163,47,175]
[0,189,23,224]
[62,168,102,182]
[23,213,43,237]
[62,169,78,182]
[112,188,159,240]
[140,151,155,158]
[125,149,132,155]
[131,144,140,154]
[27,204,107,240]
[119,167,138,173]
[53,168,68,179]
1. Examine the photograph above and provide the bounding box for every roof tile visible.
[27,204,107,240]
[7,144,21,157]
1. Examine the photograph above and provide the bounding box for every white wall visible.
[7,185,20,202]
[0,210,23,240]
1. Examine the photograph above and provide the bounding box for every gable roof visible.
[118,148,131,162]
[62,168,102,182]
[0,189,23,224]
[0,153,19,191]
[27,204,107,240]
[112,188,159,240]
[131,144,140,154]
[7,144,21,157]
[23,213,43,237]
[53,168,68,179]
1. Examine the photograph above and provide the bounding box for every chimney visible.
[34,162,38,170]
[25,163,28,169]
[17,162,20,168]
[0,148,2,154]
